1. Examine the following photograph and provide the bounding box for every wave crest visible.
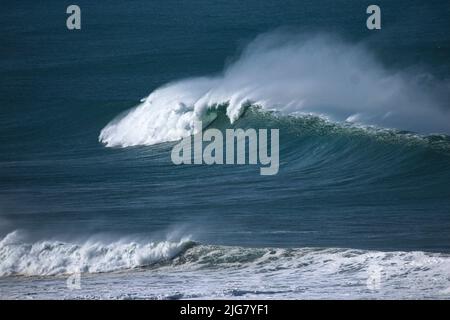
[99,32,450,147]
[2,230,450,290]
[0,231,193,276]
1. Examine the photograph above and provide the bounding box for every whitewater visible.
[99,32,450,148]
[1,231,450,299]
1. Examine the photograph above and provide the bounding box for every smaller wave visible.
[2,230,450,299]
[2,231,450,299]
[0,231,194,276]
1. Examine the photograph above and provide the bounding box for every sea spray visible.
[99,32,450,148]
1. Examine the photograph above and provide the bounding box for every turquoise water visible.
[0,1,450,299]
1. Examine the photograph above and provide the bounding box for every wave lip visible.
[99,32,450,148]
[0,231,193,276]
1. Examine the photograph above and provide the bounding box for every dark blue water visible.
[1,0,450,254]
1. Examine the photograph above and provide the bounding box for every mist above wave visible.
[99,31,450,147]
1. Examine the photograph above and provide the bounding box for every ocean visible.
[1,0,450,299]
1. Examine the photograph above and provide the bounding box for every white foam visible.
[99,32,450,147]
[156,245,450,299]
[0,231,192,276]
[2,236,450,299]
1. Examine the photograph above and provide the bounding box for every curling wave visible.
[99,32,450,147]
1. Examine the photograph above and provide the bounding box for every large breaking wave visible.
[99,32,450,147]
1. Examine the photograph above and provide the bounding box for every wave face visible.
[1,231,450,299]
[99,32,450,147]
